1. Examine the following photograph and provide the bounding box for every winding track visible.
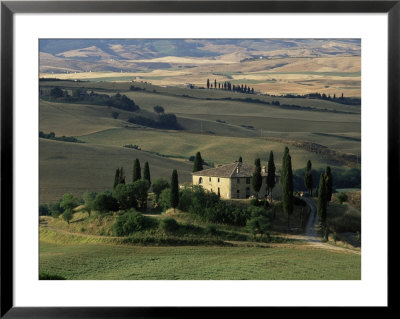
[288,197,360,255]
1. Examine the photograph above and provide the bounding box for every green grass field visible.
[78,128,344,170]
[39,138,194,203]
[39,239,361,280]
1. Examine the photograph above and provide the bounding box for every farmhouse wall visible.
[192,175,231,199]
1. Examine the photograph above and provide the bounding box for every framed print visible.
[1,0,396,317]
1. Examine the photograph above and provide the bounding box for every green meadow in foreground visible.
[39,240,361,280]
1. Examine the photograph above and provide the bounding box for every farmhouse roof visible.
[192,162,279,178]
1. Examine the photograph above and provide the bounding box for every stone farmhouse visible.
[192,161,282,200]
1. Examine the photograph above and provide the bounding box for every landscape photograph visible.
[38,39,361,280]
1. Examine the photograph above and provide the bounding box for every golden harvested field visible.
[40,55,360,97]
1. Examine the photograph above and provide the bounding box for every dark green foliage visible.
[193,152,204,172]
[44,89,139,112]
[39,204,50,216]
[143,161,151,187]
[60,193,79,211]
[153,105,165,114]
[238,156,243,163]
[132,179,150,211]
[177,186,193,211]
[83,191,97,216]
[160,217,179,233]
[113,167,126,190]
[48,200,64,218]
[158,188,172,211]
[267,151,276,201]
[127,113,182,130]
[337,192,348,204]
[246,207,271,238]
[62,208,74,224]
[50,87,64,98]
[317,174,328,225]
[112,209,156,236]
[304,160,313,196]
[204,224,218,236]
[325,166,333,202]
[39,131,84,143]
[113,183,138,210]
[281,147,294,227]
[39,272,66,280]
[111,111,119,119]
[250,198,270,209]
[93,191,119,214]
[133,159,141,182]
[252,158,262,197]
[152,178,170,201]
[123,144,140,150]
[170,170,179,209]
[293,167,360,192]
[185,186,251,226]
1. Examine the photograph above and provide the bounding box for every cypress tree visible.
[193,152,204,172]
[214,79,217,89]
[143,161,151,186]
[267,151,276,201]
[113,167,125,189]
[133,159,141,182]
[317,173,327,227]
[325,166,333,204]
[304,160,313,196]
[252,158,262,198]
[170,169,179,211]
[207,79,210,89]
[113,168,120,190]
[238,156,243,163]
[281,147,293,228]
[119,167,126,185]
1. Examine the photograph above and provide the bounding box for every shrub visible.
[113,183,138,210]
[204,224,218,236]
[60,193,79,211]
[39,204,50,216]
[158,188,172,211]
[160,217,179,233]
[246,207,271,238]
[337,192,349,204]
[93,191,119,214]
[152,178,170,201]
[112,209,155,236]
[83,191,97,216]
[111,111,119,119]
[49,200,64,218]
[62,208,74,224]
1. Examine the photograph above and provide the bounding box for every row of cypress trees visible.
[114,159,151,190]
[113,158,180,213]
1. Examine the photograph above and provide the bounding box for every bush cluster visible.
[128,113,182,130]
[159,185,256,226]
[112,209,156,236]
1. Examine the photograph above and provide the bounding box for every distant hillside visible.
[40,39,361,73]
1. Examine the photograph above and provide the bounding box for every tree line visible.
[41,87,140,112]
[206,79,255,94]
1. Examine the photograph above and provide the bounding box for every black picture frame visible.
[1,0,396,317]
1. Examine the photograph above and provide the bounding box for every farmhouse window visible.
[236,189,240,198]
[218,178,220,182]
[199,177,203,184]
[237,178,240,184]
[209,177,211,182]
[246,177,250,184]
